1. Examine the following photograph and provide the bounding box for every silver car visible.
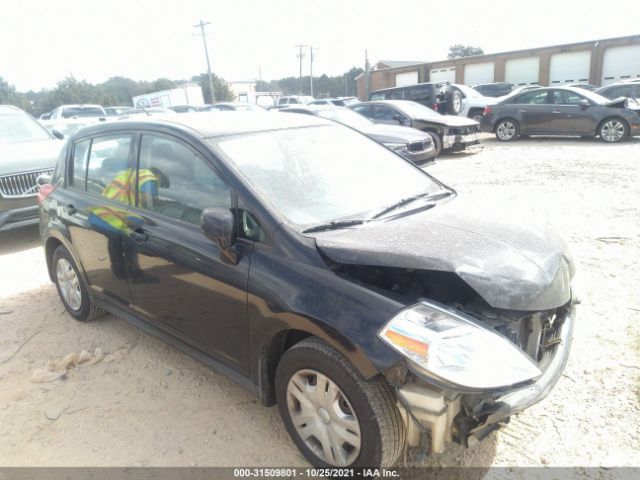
[0,105,62,231]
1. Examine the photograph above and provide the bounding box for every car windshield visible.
[394,101,441,118]
[314,108,373,128]
[61,107,105,118]
[214,125,444,229]
[0,111,52,144]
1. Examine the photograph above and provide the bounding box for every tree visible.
[447,44,484,59]
[191,73,235,103]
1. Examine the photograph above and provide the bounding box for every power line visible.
[294,44,308,95]
[194,20,215,103]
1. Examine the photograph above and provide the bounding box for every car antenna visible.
[138,104,151,116]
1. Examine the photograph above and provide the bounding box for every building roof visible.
[375,60,428,69]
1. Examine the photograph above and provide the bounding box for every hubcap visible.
[453,95,461,112]
[286,369,361,466]
[497,121,516,140]
[601,120,624,142]
[56,258,82,311]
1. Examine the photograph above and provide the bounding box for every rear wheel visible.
[275,338,405,468]
[598,118,628,143]
[495,119,519,141]
[52,246,104,322]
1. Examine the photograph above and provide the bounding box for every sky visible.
[1,0,639,92]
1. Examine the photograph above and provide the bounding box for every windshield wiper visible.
[372,191,452,219]
[302,219,366,234]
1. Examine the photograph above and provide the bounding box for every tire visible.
[495,118,519,141]
[426,132,442,157]
[468,109,484,124]
[275,338,405,468]
[447,88,464,115]
[52,246,105,322]
[598,117,629,143]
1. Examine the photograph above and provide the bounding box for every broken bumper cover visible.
[464,303,576,443]
[442,132,480,150]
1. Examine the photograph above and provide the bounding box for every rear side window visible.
[71,139,91,189]
[369,92,386,101]
[406,87,431,101]
[513,90,549,105]
[137,135,231,225]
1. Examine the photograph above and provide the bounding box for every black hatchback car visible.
[482,86,640,142]
[39,112,576,468]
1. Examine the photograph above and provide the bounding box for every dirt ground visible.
[1,135,639,469]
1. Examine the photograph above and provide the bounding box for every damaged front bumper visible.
[396,302,576,453]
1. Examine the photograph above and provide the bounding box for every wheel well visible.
[467,107,484,117]
[259,329,313,406]
[493,117,519,133]
[44,237,63,282]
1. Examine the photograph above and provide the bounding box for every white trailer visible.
[132,84,205,109]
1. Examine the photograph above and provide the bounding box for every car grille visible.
[408,140,427,152]
[0,169,53,199]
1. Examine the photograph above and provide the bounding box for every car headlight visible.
[378,301,542,391]
[384,142,407,152]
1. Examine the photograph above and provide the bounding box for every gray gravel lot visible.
[0,135,639,469]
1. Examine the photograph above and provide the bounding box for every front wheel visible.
[598,118,628,143]
[495,119,519,141]
[426,132,442,157]
[275,338,405,468]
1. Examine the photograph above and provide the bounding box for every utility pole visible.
[194,20,215,103]
[364,49,371,100]
[309,47,316,98]
[295,44,307,94]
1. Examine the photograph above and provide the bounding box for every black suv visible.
[369,82,452,113]
[38,112,576,468]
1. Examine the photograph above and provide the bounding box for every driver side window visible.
[137,135,231,226]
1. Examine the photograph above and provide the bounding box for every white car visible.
[447,84,498,123]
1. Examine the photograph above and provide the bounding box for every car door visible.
[550,90,595,134]
[510,90,553,133]
[59,133,136,305]
[124,133,251,374]
[370,105,411,126]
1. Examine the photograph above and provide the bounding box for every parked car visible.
[104,106,134,116]
[562,83,598,91]
[482,86,640,142]
[277,95,315,106]
[471,82,514,98]
[167,105,200,113]
[595,80,640,102]
[351,100,480,155]
[48,104,107,120]
[0,105,62,231]
[310,97,360,107]
[38,111,576,467]
[446,84,497,122]
[200,102,266,112]
[279,105,435,164]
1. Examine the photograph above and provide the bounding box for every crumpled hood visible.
[604,96,640,111]
[0,139,62,176]
[313,200,575,311]
[359,124,430,144]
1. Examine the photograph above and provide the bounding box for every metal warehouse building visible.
[357,34,640,98]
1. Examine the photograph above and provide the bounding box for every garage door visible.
[395,71,419,87]
[430,67,456,83]
[505,57,540,86]
[550,51,591,85]
[464,62,495,85]
[602,45,640,85]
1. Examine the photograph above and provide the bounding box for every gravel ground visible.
[0,135,639,470]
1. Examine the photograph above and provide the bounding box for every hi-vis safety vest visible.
[88,169,158,233]
[102,168,158,205]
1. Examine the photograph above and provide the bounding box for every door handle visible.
[551,110,562,114]
[128,228,148,243]
[65,204,77,215]
[518,109,527,113]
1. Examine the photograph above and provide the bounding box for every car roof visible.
[356,100,419,108]
[0,105,26,114]
[72,111,332,139]
[59,104,104,108]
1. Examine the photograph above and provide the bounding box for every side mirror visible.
[51,129,64,140]
[201,207,238,264]
[578,99,590,108]
[36,173,52,186]
[392,114,406,125]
